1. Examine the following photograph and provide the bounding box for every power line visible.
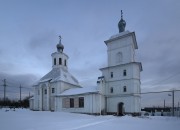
[6,80,33,89]
[141,89,180,94]
[151,71,180,86]
[0,79,33,100]
[21,87,32,90]
[6,85,32,90]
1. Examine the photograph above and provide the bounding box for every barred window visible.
[79,97,84,108]
[70,98,74,108]
[62,97,84,108]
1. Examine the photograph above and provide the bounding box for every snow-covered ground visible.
[0,108,180,130]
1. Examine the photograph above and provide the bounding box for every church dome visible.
[118,10,126,33]
[57,36,64,53]
[57,43,64,50]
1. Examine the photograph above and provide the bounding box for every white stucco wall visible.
[107,96,140,113]
[33,80,81,111]
[107,35,136,66]
[29,99,34,110]
[100,31,142,114]
[33,86,39,110]
[101,63,141,95]
[51,52,68,70]
[55,93,105,114]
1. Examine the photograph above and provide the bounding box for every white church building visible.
[30,12,142,115]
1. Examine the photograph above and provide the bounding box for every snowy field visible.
[0,108,180,130]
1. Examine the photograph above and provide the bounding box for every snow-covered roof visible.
[109,31,130,40]
[104,30,138,49]
[55,86,99,96]
[35,67,80,86]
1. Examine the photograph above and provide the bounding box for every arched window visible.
[64,59,67,66]
[110,87,113,93]
[59,58,62,65]
[116,52,123,63]
[54,58,56,65]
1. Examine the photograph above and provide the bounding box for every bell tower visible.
[100,11,142,115]
[51,36,68,70]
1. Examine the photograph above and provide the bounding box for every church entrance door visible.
[117,102,124,116]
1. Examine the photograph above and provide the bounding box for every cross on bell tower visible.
[56,35,64,53]
[118,10,126,33]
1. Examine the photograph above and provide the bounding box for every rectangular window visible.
[54,58,56,65]
[45,89,47,94]
[123,70,127,76]
[123,86,127,92]
[110,87,113,93]
[70,98,74,108]
[52,88,55,93]
[79,97,84,108]
[111,72,113,78]
[59,58,62,65]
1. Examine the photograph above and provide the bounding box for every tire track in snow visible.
[63,118,115,130]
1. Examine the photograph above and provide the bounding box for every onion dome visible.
[118,10,126,33]
[57,35,64,53]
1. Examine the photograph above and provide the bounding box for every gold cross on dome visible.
[59,35,62,43]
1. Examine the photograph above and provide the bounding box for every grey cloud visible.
[0,72,40,100]
[26,31,58,67]
[138,21,180,88]
[28,31,56,50]
[70,63,102,87]
[0,0,180,102]
[0,62,16,73]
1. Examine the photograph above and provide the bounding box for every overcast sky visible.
[0,0,180,105]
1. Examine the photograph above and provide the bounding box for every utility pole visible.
[172,90,175,116]
[19,84,22,102]
[178,102,180,117]
[164,99,165,108]
[2,79,7,105]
